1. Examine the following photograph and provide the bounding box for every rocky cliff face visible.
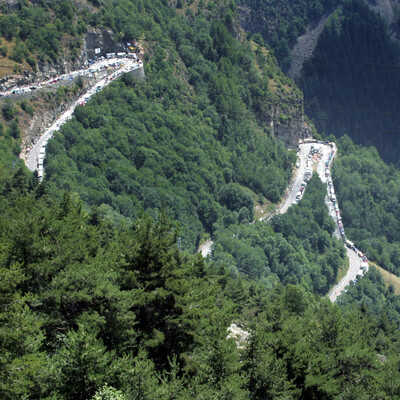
[270,112,311,146]
[80,27,125,61]
[0,28,125,91]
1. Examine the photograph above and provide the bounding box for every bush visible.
[10,42,30,64]
[219,183,253,216]
[8,120,20,139]
[26,56,36,70]
[20,100,34,116]
[2,100,16,121]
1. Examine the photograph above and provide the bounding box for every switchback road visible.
[245,139,368,302]
[198,140,368,301]
[295,141,367,302]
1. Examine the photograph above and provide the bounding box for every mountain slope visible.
[237,0,400,164]
[2,1,400,398]
[298,0,400,164]
[43,6,303,250]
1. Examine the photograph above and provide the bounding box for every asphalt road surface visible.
[279,142,318,214]
[328,247,363,302]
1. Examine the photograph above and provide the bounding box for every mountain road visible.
[24,58,143,179]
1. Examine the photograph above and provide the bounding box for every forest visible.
[237,0,341,70]
[0,0,85,67]
[339,266,400,327]
[2,169,400,399]
[212,175,346,294]
[2,0,400,398]
[332,135,400,275]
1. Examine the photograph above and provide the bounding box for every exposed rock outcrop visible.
[0,27,126,91]
[271,115,311,147]
[80,28,125,62]
[287,11,334,80]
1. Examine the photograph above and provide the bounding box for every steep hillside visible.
[41,2,305,251]
[212,175,346,293]
[287,11,334,80]
[0,0,90,76]
[364,0,400,42]
[237,0,341,70]
[299,0,400,164]
[3,1,400,398]
[237,0,400,164]
[333,135,400,275]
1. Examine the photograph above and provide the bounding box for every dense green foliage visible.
[0,173,232,398]
[44,12,298,251]
[0,0,186,67]
[2,170,400,398]
[333,135,400,274]
[212,175,346,293]
[3,1,400,397]
[0,121,22,164]
[299,0,400,164]
[0,0,86,65]
[0,97,34,168]
[339,267,400,327]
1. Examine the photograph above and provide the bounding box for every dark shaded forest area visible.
[240,0,400,165]
[298,0,400,165]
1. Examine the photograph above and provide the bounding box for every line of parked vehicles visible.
[323,145,369,286]
[0,55,142,97]
[293,145,323,204]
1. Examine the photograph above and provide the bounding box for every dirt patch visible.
[254,199,274,220]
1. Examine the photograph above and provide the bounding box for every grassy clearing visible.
[254,200,274,220]
[372,262,400,295]
[0,38,32,78]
